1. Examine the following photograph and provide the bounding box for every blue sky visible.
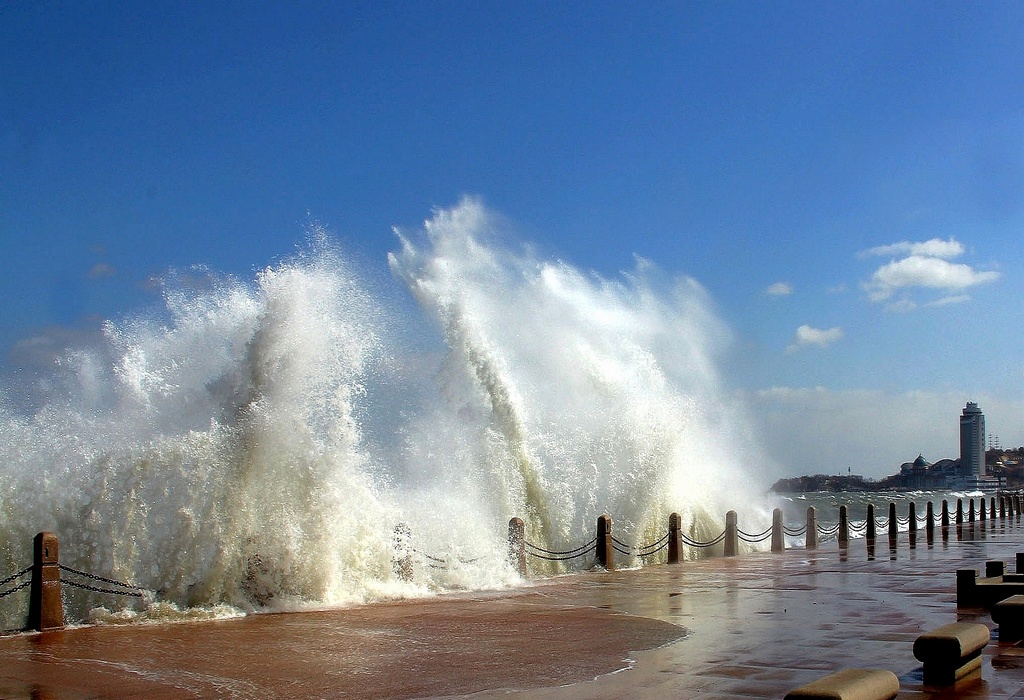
[2,2,1022,477]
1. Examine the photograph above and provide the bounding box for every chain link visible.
[0,579,32,598]
[61,578,144,598]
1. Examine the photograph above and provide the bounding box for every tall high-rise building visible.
[960,402,986,477]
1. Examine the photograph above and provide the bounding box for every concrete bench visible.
[956,567,1024,608]
[992,594,1024,641]
[783,668,899,700]
[913,622,989,685]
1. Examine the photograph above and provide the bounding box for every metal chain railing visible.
[635,532,671,558]
[680,530,726,548]
[610,532,671,559]
[737,526,773,544]
[58,564,147,599]
[525,536,599,562]
[0,566,33,599]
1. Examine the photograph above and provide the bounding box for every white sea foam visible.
[0,199,769,624]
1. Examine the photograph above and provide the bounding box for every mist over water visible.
[0,198,769,623]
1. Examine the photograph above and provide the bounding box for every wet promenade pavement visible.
[5,524,1024,699]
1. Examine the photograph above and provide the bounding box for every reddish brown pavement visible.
[5,524,1024,699]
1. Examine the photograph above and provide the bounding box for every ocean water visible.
[0,199,772,627]
[772,489,1009,546]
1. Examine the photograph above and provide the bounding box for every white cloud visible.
[787,324,843,352]
[860,237,964,260]
[864,255,1000,302]
[765,282,793,297]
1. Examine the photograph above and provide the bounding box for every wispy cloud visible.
[926,294,971,308]
[859,237,964,260]
[765,282,793,297]
[787,324,843,352]
[87,263,116,279]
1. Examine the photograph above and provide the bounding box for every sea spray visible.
[0,199,770,625]
[0,244,406,623]
[389,198,770,568]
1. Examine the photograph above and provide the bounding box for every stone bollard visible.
[724,510,738,556]
[969,499,975,523]
[956,498,964,526]
[838,505,849,549]
[866,504,876,542]
[507,517,527,577]
[771,508,784,553]
[926,501,935,542]
[667,512,683,565]
[981,498,987,521]
[805,506,817,550]
[909,502,917,533]
[28,532,63,632]
[1009,496,1015,520]
[596,514,614,571]
[992,497,997,522]
[941,500,950,529]
[888,502,898,545]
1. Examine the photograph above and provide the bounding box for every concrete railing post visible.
[926,501,935,543]
[968,499,975,523]
[981,498,987,521]
[909,502,917,534]
[596,514,614,571]
[28,532,63,632]
[508,517,527,577]
[771,508,784,553]
[956,498,964,527]
[1008,496,1015,520]
[805,506,817,550]
[866,504,876,542]
[724,510,738,556]
[888,502,898,544]
[838,505,849,549]
[941,500,950,529]
[1001,496,1007,520]
[668,512,683,565]
[991,497,997,522]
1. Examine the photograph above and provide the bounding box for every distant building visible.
[894,402,1002,491]
[960,402,986,477]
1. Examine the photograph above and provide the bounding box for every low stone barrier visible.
[783,668,899,700]
[991,594,1024,641]
[957,556,1024,608]
[913,622,989,685]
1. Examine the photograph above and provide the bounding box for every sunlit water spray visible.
[0,198,769,625]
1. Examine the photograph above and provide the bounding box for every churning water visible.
[0,198,770,625]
